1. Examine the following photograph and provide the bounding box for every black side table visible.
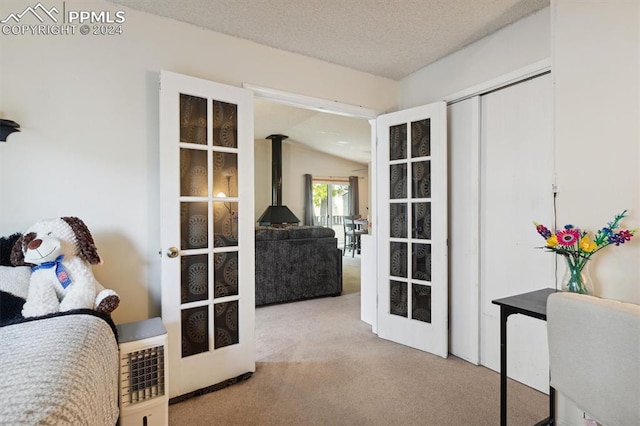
[492,288,558,426]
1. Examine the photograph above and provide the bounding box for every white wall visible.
[553,0,640,305]
[0,0,396,323]
[399,7,551,108]
[553,1,639,423]
[254,139,369,222]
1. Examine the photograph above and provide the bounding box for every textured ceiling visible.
[110,0,548,80]
[110,0,549,164]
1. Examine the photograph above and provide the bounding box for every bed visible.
[0,310,120,425]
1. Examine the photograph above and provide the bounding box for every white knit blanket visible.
[0,314,119,425]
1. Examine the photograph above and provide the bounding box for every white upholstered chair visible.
[547,292,640,426]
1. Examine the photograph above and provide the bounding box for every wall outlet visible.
[583,413,601,426]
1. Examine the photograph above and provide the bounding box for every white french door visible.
[376,102,448,357]
[159,70,255,399]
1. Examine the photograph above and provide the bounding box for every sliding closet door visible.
[448,97,480,365]
[479,74,554,393]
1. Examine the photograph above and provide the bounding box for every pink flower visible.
[619,230,633,241]
[557,229,580,246]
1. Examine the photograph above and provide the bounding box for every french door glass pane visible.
[181,306,209,357]
[213,152,237,197]
[181,254,209,303]
[389,280,409,317]
[390,164,407,199]
[412,243,432,281]
[412,161,431,198]
[390,242,408,278]
[213,100,237,148]
[180,149,208,196]
[411,119,431,158]
[390,203,407,238]
[411,284,432,323]
[390,280,408,317]
[213,202,238,247]
[180,202,208,250]
[180,94,207,145]
[214,301,239,349]
[390,124,407,160]
[214,251,238,297]
[412,202,431,239]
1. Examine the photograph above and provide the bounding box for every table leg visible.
[500,307,509,426]
[550,386,555,424]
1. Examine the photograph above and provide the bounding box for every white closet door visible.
[448,97,481,365]
[479,74,555,393]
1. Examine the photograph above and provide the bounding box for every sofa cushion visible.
[255,226,290,241]
[255,226,335,241]
[287,226,335,239]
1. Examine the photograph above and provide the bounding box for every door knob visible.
[166,247,179,258]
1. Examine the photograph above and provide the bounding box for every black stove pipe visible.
[268,134,286,206]
[257,134,301,225]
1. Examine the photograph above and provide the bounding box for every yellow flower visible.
[580,236,597,252]
[546,235,559,247]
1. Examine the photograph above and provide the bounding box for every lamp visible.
[0,119,20,142]
[219,169,236,233]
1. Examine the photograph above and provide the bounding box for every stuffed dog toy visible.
[11,217,120,318]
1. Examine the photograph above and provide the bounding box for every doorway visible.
[250,88,378,310]
[254,92,375,302]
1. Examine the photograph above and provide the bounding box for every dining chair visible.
[343,215,366,257]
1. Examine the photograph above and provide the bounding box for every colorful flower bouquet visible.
[534,210,636,294]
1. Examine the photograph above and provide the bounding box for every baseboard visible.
[169,372,253,405]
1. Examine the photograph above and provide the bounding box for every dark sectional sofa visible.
[255,226,343,306]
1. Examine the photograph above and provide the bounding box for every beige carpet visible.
[169,285,547,425]
[341,255,361,295]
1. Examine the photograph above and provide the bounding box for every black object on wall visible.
[257,134,301,226]
[0,119,20,142]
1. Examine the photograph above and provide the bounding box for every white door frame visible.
[244,83,382,332]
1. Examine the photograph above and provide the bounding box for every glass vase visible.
[561,256,593,295]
